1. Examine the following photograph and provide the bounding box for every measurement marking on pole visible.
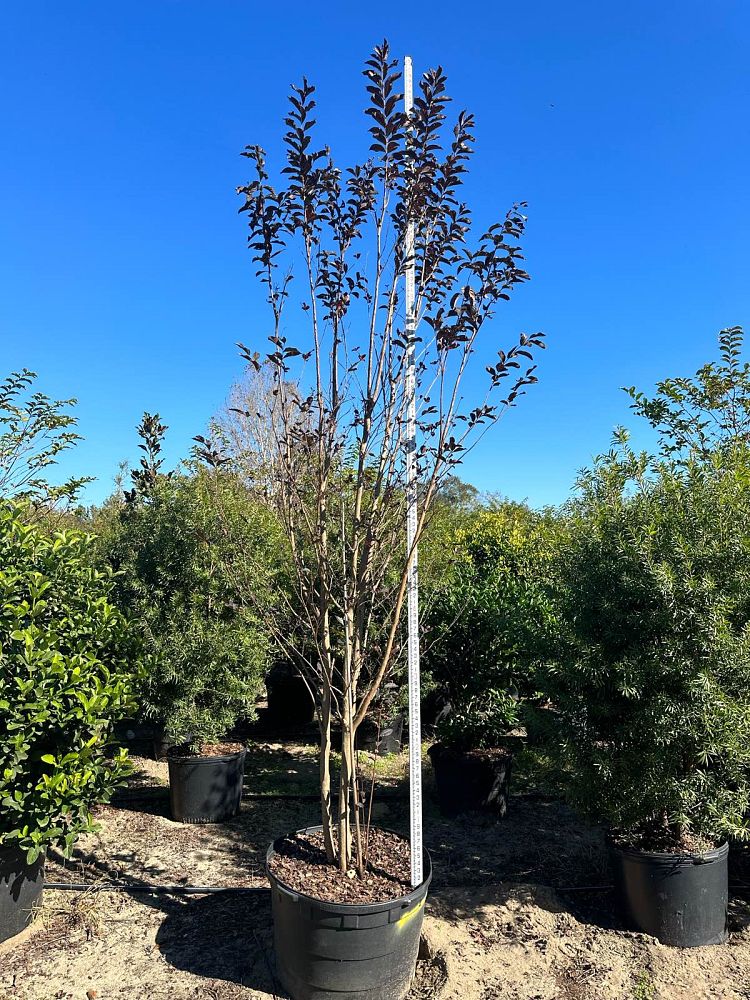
[404,53,424,889]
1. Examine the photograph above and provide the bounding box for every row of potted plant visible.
[4,430,750,981]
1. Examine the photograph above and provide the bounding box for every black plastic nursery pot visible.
[153,723,181,762]
[0,846,44,945]
[357,715,405,756]
[420,690,451,733]
[428,743,512,817]
[267,826,432,1000]
[167,747,246,824]
[612,841,728,947]
[267,665,315,727]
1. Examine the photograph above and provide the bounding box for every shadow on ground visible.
[72,742,621,930]
[155,891,283,994]
[155,890,447,999]
[49,738,750,994]
[242,743,321,796]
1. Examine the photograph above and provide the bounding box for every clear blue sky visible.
[2,1,748,508]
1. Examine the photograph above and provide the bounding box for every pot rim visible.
[427,742,514,760]
[0,843,46,867]
[266,824,432,914]
[166,746,247,765]
[610,840,728,864]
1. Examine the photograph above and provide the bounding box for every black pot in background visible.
[428,743,513,817]
[358,714,405,756]
[167,747,246,824]
[420,690,451,733]
[267,826,431,1000]
[153,723,182,762]
[0,846,44,945]
[266,665,315,727]
[612,841,728,947]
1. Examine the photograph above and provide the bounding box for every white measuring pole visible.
[403,54,423,888]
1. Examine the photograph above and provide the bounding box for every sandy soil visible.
[1,745,749,1000]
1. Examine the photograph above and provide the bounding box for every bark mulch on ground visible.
[168,742,245,758]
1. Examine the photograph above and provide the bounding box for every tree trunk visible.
[338,701,354,871]
[319,681,335,863]
[352,719,365,877]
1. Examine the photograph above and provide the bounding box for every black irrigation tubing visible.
[114,789,411,803]
[43,876,750,897]
[114,787,556,804]
[44,881,271,895]
[41,878,615,896]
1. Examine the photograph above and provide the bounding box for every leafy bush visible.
[0,505,139,862]
[423,500,560,749]
[95,447,283,750]
[435,689,520,751]
[543,442,750,848]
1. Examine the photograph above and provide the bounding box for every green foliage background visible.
[93,467,285,747]
[0,505,139,862]
[542,444,750,845]
[537,328,750,847]
[422,499,561,749]
[6,326,750,854]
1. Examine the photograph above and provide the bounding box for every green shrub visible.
[0,505,139,863]
[423,500,560,749]
[435,689,520,751]
[95,464,283,749]
[543,442,750,847]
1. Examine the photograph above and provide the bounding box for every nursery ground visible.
[1,740,750,1000]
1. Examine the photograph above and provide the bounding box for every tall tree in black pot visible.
[197,42,545,1000]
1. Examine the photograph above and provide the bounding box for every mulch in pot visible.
[268,827,413,905]
[167,742,245,758]
[609,825,716,855]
